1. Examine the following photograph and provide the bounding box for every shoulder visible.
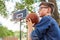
[41,16,57,23]
[40,16,51,22]
[35,16,52,27]
[38,16,51,24]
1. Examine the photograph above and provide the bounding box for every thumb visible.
[32,23,35,27]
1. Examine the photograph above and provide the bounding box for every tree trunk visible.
[48,0,59,24]
[40,0,46,2]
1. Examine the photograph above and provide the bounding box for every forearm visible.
[28,26,33,40]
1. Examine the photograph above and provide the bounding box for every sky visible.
[0,14,27,32]
[0,15,20,32]
[0,0,60,32]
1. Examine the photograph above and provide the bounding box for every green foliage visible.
[0,0,7,17]
[15,0,34,12]
[16,3,25,10]
[24,0,34,5]
[0,25,14,37]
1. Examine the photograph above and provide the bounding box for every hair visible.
[26,12,39,26]
[39,2,55,14]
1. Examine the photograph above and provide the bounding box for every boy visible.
[26,2,60,40]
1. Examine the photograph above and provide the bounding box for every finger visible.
[28,18,32,22]
[26,18,31,22]
[32,23,35,26]
[26,20,29,22]
[26,19,29,22]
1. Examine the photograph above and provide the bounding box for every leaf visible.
[0,0,7,17]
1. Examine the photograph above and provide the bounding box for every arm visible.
[26,18,34,40]
[27,17,51,40]
[34,16,51,38]
[28,26,33,40]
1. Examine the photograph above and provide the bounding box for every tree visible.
[0,0,7,17]
[40,0,46,2]
[0,25,14,37]
[15,0,34,12]
[15,2,25,10]
[48,0,59,24]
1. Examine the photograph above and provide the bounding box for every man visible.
[26,2,60,40]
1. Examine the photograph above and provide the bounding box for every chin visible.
[40,15,44,17]
[39,15,42,17]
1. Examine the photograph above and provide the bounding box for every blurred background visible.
[0,0,60,40]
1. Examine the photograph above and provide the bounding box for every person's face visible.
[38,5,50,17]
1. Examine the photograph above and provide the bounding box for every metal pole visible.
[20,20,21,40]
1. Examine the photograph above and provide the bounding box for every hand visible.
[26,18,34,40]
[26,18,35,28]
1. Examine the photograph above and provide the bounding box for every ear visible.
[48,7,51,13]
